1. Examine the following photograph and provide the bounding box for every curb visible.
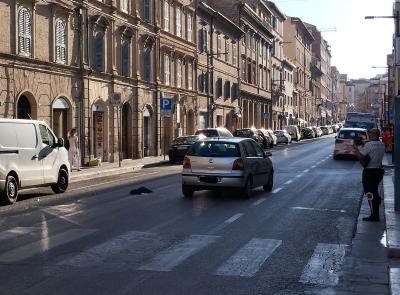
[70,164,144,183]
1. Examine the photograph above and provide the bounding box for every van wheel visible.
[1,175,18,205]
[182,185,194,198]
[51,169,69,194]
[263,171,274,192]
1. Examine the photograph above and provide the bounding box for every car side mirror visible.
[57,138,64,148]
[264,151,272,158]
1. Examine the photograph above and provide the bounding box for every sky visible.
[274,0,394,80]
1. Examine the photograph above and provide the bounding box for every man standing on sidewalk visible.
[353,128,385,222]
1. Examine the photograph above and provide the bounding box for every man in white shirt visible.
[353,128,385,222]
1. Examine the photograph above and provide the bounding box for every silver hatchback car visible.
[181,138,274,198]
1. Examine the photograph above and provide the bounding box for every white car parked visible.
[0,119,70,204]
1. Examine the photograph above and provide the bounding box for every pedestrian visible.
[353,128,385,222]
[382,126,393,153]
[67,128,81,172]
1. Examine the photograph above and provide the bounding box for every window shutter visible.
[18,8,31,55]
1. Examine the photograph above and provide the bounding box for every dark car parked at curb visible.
[168,135,200,163]
[181,137,274,198]
[233,128,264,148]
[301,127,315,139]
[258,129,275,149]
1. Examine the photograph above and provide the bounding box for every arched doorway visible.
[52,97,70,138]
[122,102,133,159]
[92,102,105,160]
[143,106,152,157]
[17,95,31,119]
[186,109,194,135]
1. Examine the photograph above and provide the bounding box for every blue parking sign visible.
[160,98,173,117]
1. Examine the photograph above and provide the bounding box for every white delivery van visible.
[284,125,301,142]
[0,119,70,205]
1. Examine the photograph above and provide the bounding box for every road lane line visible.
[251,198,267,207]
[215,238,282,277]
[290,207,346,213]
[138,235,219,271]
[58,231,157,267]
[284,180,293,185]
[207,213,244,234]
[295,174,303,178]
[303,169,310,173]
[311,165,316,168]
[272,188,283,194]
[0,228,97,263]
[299,243,347,286]
[0,227,40,242]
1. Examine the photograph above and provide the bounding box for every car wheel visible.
[241,177,252,199]
[333,155,339,160]
[263,171,274,192]
[51,169,69,194]
[182,185,194,198]
[1,175,18,205]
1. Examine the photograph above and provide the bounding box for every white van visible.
[0,119,70,205]
[283,125,301,142]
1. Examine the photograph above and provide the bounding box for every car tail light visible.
[335,139,344,144]
[183,157,191,169]
[232,158,244,170]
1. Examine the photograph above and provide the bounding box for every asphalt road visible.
[0,135,366,295]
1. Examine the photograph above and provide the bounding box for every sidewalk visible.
[383,153,400,294]
[69,156,169,183]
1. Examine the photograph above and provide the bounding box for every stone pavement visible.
[69,155,169,183]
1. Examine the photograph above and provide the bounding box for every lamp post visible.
[366,11,400,211]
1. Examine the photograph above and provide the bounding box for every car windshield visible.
[195,130,219,137]
[338,130,367,139]
[187,141,240,157]
[345,122,374,131]
[233,129,253,137]
[274,131,284,136]
[173,136,198,145]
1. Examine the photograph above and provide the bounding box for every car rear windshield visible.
[195,130,219,137]
[172,136,198,145]
[233,129,253,137]
[338,130,367,139]
[187,142,240,157]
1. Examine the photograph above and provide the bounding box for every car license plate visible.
[199,176,219,183]
[177,146,187,150]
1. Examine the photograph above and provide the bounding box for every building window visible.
[225,40,230,63]
[224,81,231,99]
[200,27,207,52]
[187,62,193,90]
[94,32,104,71]
[216,78,223,97]
[241,58,246,80]
[143,0,151,21]
[247,62,252,83]
[55,19,67,63]
[121,40,129,76]
[217,34,221,58]
[163,1,169,32]
[176,6,181,37]
[144,49,151,81]
[232,83,238,99]
[232,43,237,66]
[164,54,170,85]
[198,73,204,93]
[18,8,32,56]
[187,14,193,42]
[176,59,182,88]
[121,0,128,12]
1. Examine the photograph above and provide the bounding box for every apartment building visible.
[331,66,346,122]
[283,17,314,127]
[207,0,274,130]
[196,2,243,132]
[282,57,296,125]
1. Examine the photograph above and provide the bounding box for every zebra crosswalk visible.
[0,225,348,287]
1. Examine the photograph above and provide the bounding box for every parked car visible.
[274,130,292,144]
[0,119,70,205]
[181,137,274,198]
[333,128,368,160]
[168,135,200,163]
[332,124,340,133]
[233,128,264,148]
[301,127,315,139]
[312,127,323,137]
[256,129,273,149]
[259,129,278,147]
[320,126,330,135]
[194,127,233,138]
[284,125,301,141]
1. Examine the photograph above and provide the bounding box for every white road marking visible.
[251,198,267,207]
[0,227,39,241]
[58,231,156,267]
[138,235,219,271]
[208,213,244,234]
[284,180,293,185]
[299,243,347,286]
[0,228,97,263]
[311,165,317,169]
[272,188,283,194]
[303,169,310,173]
[295,174,303,178]
[215,238,282,277]
[290,207,346,213]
